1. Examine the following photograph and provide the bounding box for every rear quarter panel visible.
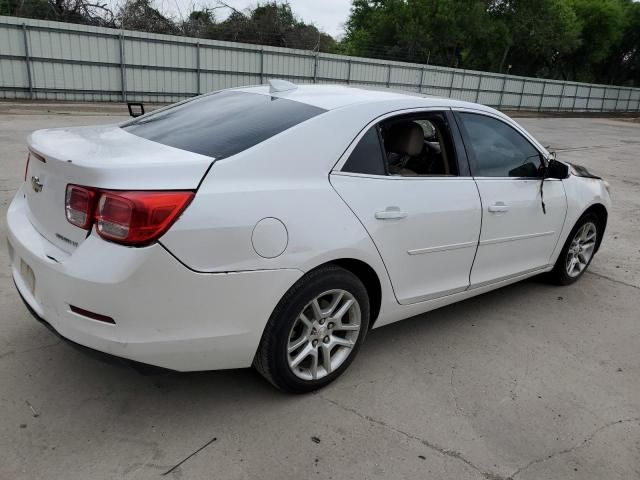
[159,107,393,282]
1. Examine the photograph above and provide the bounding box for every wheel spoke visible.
[333,322,359,332]
[311,299,323,321]
[298,312,313,329]
[324,291,345,317]
[332,298,354,322]
[578,224,587,241]
[568,256,578,274]
[290,343,313,369]
[331,336,354,349]
[309,351,319,380]
[320,345,332,374]
[288,336,308,353]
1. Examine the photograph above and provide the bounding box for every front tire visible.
[550,212,601,285]
[254,265,370,393]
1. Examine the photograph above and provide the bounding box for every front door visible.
[455,111,567,287]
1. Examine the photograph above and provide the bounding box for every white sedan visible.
[7,82,611,392]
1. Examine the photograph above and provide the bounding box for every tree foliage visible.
[1,0,638,84]
[0,0,338,51]
[343,0,640,85]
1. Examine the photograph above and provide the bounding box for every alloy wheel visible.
[286,289,361,381]
[566,222,597,278]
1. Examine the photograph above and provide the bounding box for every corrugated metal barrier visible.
[1,15,639,111]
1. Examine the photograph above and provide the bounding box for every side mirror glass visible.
[127,102,145,118]
[546,158,569,179]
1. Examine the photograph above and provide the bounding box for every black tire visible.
[549,212,601,285]
[253,265,370,393]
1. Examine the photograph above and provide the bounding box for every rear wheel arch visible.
[326,259,382,327]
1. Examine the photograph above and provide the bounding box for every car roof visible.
[235,83,497,114]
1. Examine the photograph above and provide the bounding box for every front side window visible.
[122,91,326,159]
[459,113,542,178]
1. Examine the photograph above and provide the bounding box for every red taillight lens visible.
[95,190,194,246]
[65,185,194,246]
[65,185,97,229]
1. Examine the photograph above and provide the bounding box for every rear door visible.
[330,110,482,305]
[454,111,567,286]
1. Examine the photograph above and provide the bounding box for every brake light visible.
[65,185,96,229]
[96,190,194,246]
[64,185,194,246]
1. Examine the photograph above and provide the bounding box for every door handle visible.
[375,207,407,220]
[488,202,509,213]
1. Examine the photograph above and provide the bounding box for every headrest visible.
[386,122,423,156]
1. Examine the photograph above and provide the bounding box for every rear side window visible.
[122,91,326,159]
[342,127,387,175]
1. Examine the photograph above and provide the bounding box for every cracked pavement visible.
[0,108,639,479]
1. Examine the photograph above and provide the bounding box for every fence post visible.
[386,64,392,88]
[259,48,264,84]
[497,75,506,109]
[195,42,201,95]
[586,85,592,112]
[119,32,127,102]
[346,59,352,85]
[448,70,455,99]
[475,74,482,103]
[21,23,33,100]
[557,82,565,111]
[601,87,607,112]
[418,67,425,93]
[538,81,546,112]
[460,70,467,100]
[572,84,578,111]
[613,87,622,112]
[517,79,526,110]
[313,52,319,83]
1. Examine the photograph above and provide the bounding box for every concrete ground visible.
[0,108,639,480]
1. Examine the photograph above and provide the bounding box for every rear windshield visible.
[121,91,325,159]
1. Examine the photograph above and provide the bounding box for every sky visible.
[153,0,352,38]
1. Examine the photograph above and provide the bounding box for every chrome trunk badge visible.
[30,175,43,193]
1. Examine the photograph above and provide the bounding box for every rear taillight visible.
[65,185,96,229]
[96,190,194,245]
[65,185,194,247]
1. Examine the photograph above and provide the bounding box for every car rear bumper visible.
[7,186,302,371]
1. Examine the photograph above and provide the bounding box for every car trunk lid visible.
[25,124,213,253]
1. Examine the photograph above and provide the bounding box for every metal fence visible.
[1,15,640,112]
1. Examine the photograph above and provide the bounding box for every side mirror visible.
[545,158,569,180]
[127,102,145,118]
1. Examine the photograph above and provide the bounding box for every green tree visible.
[488,0,581,77]
[181,8,217,38]
[562,0,626,82]
[116,0,178,34]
